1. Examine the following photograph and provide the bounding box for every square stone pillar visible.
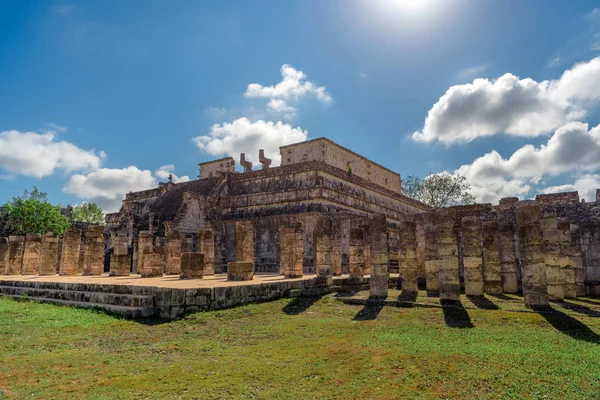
[59,229,82,276]
[557,219,576,298]
[198,229,215,276]
[109,254,131,276]
[516,202,549,309]
[40,233,60,276]
[424,225,440,294]
[114,233,129,255]
[349,227,367,279]
[498,215,519,293]
[165,231,182,275]
[236,221,254,264]
[280,224,304,278]
[83,226,105,276]
[437,209,460,301]
[461,216,484,296]
[180,252,204,279]
[140,252,164,277]
[316,219,333,285]
[399,221,418,293]
[482,218,503,295]
[369,215,389,298]
[569,223,586,296]
[541,210,564,301]
[0,238,9,275]
[21,233,42,275]
[7,236,25,275]
[136,231,153,275]
[331,221,342,276]
[227,261,254,281]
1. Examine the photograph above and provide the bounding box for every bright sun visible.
[380,0,438,14]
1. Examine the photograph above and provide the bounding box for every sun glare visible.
[382,0,437,14]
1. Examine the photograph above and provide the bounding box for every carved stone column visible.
[424,226,440,294]
[541,210,564,301]
[39,233,59,275]
[59,229,82,276]
[21,233,42,275]
[369,215,389,298]
[83,226,105,276]
[180,252,204,279]
[280,224,303,278]
[461,216,484,296]
[7,236,25,275]
[437,209,460,301]
[483,218,503,295]
[0,238,9,275]
[399,221,418,294]
[165,231,182,275]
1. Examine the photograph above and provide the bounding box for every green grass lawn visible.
[1,294,599,400]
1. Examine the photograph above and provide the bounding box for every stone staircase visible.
[0,280,156,319]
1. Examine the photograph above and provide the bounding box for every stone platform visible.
[0,273,362,320]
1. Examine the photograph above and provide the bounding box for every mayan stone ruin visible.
[1,138,600,314]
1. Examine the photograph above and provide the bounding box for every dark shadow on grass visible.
[559,301,600,318]
[533,306,600,344]
[440,299,474,328]
[490,293,521,301]
[353,300,384,321]
[574,298,600,307]
[467,295,500,310]
[282,295,323,315]
[397,290,418,303]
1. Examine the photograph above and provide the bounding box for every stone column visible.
[557,219,576,299]
[236,221,254,263]
[541,210,564,301]
[280,224,304,278]
[182,235,195,253]
[570,223,586,296]
[40,233,60,275]
[109,254,131,276]
[0,238,9,275]
[59,229,82,275]
[424,225,440,294]
[83,226,105,276]
[399,221,418,293]
[136,231,153,275]
[114,233,129,255]
[198,229,215,276]
[140,252,164,277]
[227,262,254,281]
[437,209,460,301]
[315,219,333,285]
[349,227,366,279]
[482,218,503,295]
[180,252,204,279]
[516,202,549,308]
[461,216,484,296]
[7,236,25,275]
[498,215,519,293]
[331,221,342,276]
[165,231,182,275]
[370,215,389,298]
[21,233,42,275]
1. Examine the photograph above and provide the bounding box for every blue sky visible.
[2,0,600,212]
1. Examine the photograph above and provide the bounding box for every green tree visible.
[71,202,105,225]
[402,172,475,208]
[1,188,70,235]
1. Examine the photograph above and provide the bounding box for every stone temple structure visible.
[104,138,430,274]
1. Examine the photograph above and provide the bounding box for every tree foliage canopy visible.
[71,202,105,225]
[402,173,475,208]
[0,187,70,236]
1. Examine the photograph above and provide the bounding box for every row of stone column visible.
[0,227,104,276]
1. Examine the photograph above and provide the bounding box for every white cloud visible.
[0,130,105,178]
[193,117,308,166]
[455,122,600,203]
[413,57,600,144]
[542,174,600,202]
[267,99,297,119]
[154,165,190,183]
[456,64,488,80]
[245,64,332,103]
[63,166,157,212]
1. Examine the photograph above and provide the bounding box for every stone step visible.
[0,285,154,308]
[0,293,155,319]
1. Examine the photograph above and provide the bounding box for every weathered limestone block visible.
[21,233,42,275]
[236,221,254,263]
[39,233,59,275]
[113,233,129,255]
[498,216,519,293]
[0,238,9,275]
[437,210,460,301]
[109,254,131,276]
[180,252,204,279]
[227,261,254,281]
[315,220,333,285]
[59,229,81,276]
[349,227,366,278]
[165,231,182,275]
[280,224,304,278]
[370,215,389,298]
[83,226,105,276]
[556,219,577,298]
[482,218,503,295]
[424,226,440,293]
[461,216,484,296]
[140,252,164,277]
[6,236,25,275]
[516,202,549,308]
[398,221,418,293]
[182,235,195,253]
[136,231,153,275]
[569,223,585,297]
[331,222,342,276]
[198,229,215,276]
[541,210,564,301]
